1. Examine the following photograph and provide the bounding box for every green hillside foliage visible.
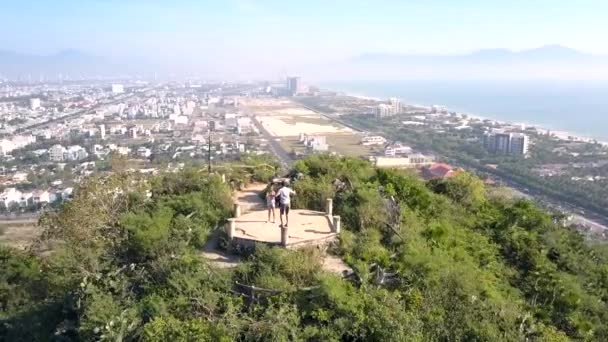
[2,155,608,341]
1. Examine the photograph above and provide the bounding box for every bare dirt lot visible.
[242,98,354,137]
[0,217,40,250]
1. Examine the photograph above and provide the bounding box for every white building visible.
[111,84,124,94]
[375,104,393,118]
[62,188,73,200]
[361,136,387,146]
[30,98,41,110]
[384,143,412,156]
[1,188,22,208]
[174,116,189,125]
[66,145,88,161]
[431,105,448,113]
[49,144,67,162]
[19,192,33,206]
[374,154,434,168]
[99,124,106,140]
[0,135,36,156]
[137,147,152,158]
[116,146,130,155]
[0,139,14,156]
[301,134,328,152]
[389,98,401,114]
[32,190,50,204]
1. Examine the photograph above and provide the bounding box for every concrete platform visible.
[227,209,339,249]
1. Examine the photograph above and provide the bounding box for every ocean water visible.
[320,80,608,141]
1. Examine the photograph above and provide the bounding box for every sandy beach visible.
[337,90,608,146]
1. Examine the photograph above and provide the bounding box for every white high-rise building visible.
[49,144,67,162]
[99,124,106,140]
[30,98,41,110]
[375,104,393,118]
[111,84,124,94]
[389,98,401,114]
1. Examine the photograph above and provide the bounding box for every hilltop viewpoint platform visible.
[225,199,341,249]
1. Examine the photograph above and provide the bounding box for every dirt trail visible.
[200,183,268,268]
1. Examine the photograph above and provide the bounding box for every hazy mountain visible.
[351,45,603,64]
[0,49,139,80]
[307,45,608,81]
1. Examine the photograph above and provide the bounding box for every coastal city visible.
[4,1,608,340]
[1,76,607,247]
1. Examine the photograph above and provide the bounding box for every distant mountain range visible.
[1,45,607,81]
[305,45,608,80]
[350,45,607,64]
[0,49,141,80]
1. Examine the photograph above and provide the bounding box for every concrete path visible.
[234,182,267,213]
[200,183,268,268]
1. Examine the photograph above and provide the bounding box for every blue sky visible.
[1,0,607,76]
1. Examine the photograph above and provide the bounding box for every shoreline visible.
[330,88,608,146]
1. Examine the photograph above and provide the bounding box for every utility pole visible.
[208,121,214,173]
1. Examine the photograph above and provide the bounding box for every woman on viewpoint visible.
[266,186,276,224]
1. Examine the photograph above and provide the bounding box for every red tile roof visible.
[423,163,456,179]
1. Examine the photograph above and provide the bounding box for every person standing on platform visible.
[277,180,296,228]
[265,186,276,223]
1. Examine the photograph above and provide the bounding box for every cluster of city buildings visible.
[359,135,443,173]
[0,80,288,213]
[48,144,89,162]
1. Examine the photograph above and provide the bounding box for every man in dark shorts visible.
[277,181,296,228]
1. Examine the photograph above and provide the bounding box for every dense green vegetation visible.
[342,113,608,218]
[2,155,608,341]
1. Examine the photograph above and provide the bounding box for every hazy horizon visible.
[2,0,608,80]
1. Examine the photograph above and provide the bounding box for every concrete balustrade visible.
[281,226,289,246]
[333,215,341,233]
[226,218,236,239]
[326,198,333,216]
[227,194,338,249]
